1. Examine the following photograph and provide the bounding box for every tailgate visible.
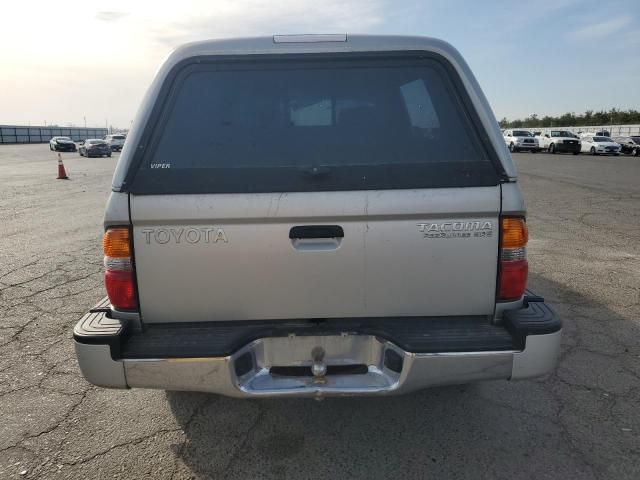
[131,187,499,323]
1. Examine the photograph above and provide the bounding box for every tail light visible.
[498,217,528,301]
[103,227,137,310]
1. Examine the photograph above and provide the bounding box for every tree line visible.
[499,109,640,129]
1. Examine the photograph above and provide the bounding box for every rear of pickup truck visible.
[74,35,561,397]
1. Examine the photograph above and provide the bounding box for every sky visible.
[1,0,639,128]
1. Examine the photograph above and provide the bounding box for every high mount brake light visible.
[498,217,528,301]
[103,227,137,310]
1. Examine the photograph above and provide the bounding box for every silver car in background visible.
[74,35,561,398]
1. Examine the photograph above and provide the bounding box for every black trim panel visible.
[75,316,517,359]
[503,296,561,346]
[74,311,129,359]
[74,293,561,360]
[289,225,344,239]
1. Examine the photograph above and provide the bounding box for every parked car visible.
[613,136,640,156]
[49,136,77,152]
[536,130,581,154]
[580,135,621,155]
[79,139,112,158]
[503,129,540,152]
[104,134,126,152]
[73,35,561,398]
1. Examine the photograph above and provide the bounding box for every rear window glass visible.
[127,55,501,194]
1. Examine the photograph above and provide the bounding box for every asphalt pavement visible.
[0,144,638,479]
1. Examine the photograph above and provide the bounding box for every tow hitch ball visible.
[311,346,327,382]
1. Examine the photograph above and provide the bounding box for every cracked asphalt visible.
[0,144,639,479]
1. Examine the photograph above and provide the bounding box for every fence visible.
[527,124,640,137]
[0,125,109,144]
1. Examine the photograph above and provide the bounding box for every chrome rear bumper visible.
[74,298,562,397]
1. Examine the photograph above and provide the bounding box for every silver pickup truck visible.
[74,35,561,398]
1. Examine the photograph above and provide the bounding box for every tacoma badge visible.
[417,221,493,239]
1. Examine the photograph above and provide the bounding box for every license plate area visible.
[231,334,405,396]
[270,364,369,376]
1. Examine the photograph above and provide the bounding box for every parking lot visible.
[0,144,638,479]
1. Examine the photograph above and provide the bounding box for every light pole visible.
[610,111,614,135]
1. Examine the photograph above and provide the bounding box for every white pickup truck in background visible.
[535,130,581,154]
[503,129,540,153]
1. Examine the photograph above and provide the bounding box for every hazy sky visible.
[2,0,639,128]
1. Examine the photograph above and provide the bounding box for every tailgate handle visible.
[289,225,344,239]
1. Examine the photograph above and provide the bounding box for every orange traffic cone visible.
[57,153,68,180]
